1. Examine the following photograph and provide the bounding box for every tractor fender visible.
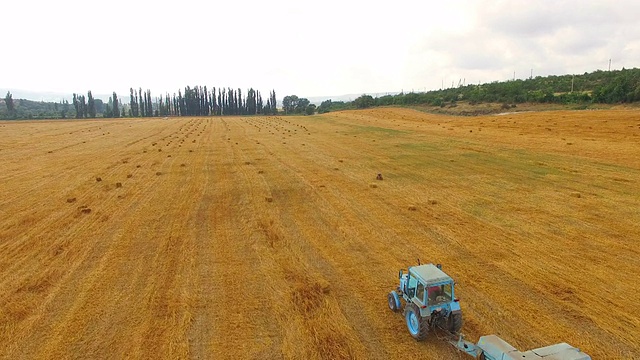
[449,301,461,312]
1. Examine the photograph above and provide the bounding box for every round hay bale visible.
[66,197,77,203]
[167,155,171,158]
[570,192,581,198]
[265,196,273,202]
[127,174,133,178]
[258,170,264,174]
[180,163,186,167]
[317,278,331,294]
[96,177,102,182]
[408,205,417,211]
[428,199,438,205]
[81,208,91,214]
[156,171,162,176]
[136,165,141,168]
[115,182,122,188]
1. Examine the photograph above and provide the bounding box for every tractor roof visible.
[409,264,453,284]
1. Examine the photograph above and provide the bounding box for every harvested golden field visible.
[1,108,639,359]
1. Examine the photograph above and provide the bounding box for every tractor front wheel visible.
[387,291,400,312]
[404,304,429,341]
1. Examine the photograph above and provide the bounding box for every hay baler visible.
[388,263,591,359]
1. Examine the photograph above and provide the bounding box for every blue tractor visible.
[388,263,462,340]
[389,262,592,359]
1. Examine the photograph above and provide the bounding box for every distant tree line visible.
[2,91,73,120]
[102,86,277,119]
[282,95,316,115]
[2,86,278,120]
[317,68,640,113]
[123,86,278,118]
[5,68,640,119]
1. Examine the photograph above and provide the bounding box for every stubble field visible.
[0,108,639,359]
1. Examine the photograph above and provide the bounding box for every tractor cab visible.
[400,263,458,314]
[390,263,463,340]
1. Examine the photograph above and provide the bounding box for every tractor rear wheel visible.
[448,312,463,334]
[404,303,429,341]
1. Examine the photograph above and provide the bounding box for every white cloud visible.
[1,0,638,99]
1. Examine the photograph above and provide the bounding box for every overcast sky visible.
[3,0,639,100]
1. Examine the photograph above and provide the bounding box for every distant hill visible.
[317,68,640,114]
[0,98,71,119]
[307,92,399,106]
[0,89,112,103]
[0,89,112,119]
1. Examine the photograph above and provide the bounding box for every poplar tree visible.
[270,90,277,114]
[87,91,96,118]
[72,93,81,118]
[139,88,145,117]
[112,92,120,118]
[105,97,113,118]
[79,95,87,118]
[130,88,139,117]
[4,91,15,117]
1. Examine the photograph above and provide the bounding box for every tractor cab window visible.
[416,282,425,304]
[443,283,453,299]
[428,284,453,305]
[428,286,441,305]
[407,276,418,298]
